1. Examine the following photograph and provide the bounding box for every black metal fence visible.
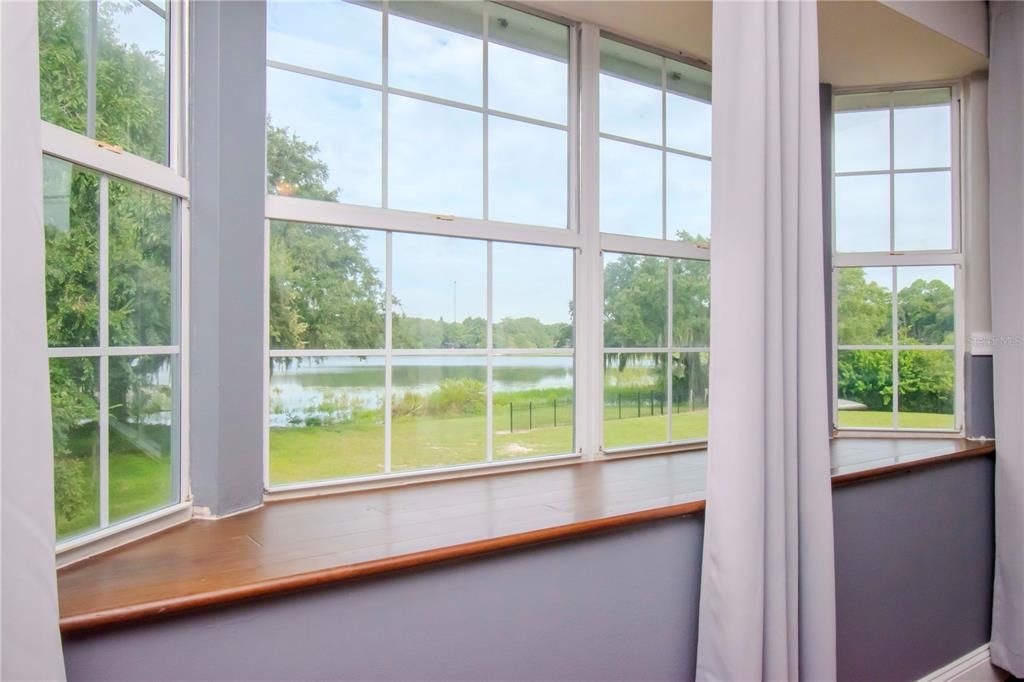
[502,397,574,433]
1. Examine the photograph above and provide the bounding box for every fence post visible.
[529,401,533,430]
[618,393,621,419]
[637,391,641,418]
[553,398,557,427]
[509,402,513,433]
[650,390,654,416]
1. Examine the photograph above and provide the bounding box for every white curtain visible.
[987,3,1024,676]
[696,1,836,679]
[0,1,67,679]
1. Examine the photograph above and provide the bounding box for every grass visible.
[837,410,954,430]
[55,408,957,537]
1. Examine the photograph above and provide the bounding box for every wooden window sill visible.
[57,437,993,636]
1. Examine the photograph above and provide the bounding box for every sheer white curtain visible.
[696,1,836,679]
[987,3,1024,676]
[0,1,67,679]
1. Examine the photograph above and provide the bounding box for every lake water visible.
[269,355,574,427]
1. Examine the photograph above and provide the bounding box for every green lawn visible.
[56,408,956,538]
[837,410,954,430]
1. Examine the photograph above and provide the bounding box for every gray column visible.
[189,0,266,516]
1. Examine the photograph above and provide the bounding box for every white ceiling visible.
[523,0,988,87]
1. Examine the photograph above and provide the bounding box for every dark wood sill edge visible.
[59,440,995,636]
[60,499,705,636]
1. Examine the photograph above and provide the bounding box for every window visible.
[597,36,711,452]
[39,0,187,544]
[266,1,580,488]
[832,88,960,431]
[266,0,570,228]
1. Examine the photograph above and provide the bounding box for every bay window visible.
[832,87,961,431]
[39,0,188,544]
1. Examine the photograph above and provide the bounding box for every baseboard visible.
[919,644,1008,682]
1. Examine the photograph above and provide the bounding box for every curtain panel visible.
[987,2,1024,675]
[697,1,836,679]
[0,1,67,679]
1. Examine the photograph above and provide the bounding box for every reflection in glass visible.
[492,356,573,460]
[388,6,483,105]
[97,0,169,164]
[604,352,668,449]
[671,352,709,442]
[388,95,483,218]
[109,179,174,347]
[834,109,890,174]
[604,253,667,347]
[39,0,90,137]
[837,350,893,428]
[667,153,711,241]
[600,138,662,238]
[269,222,386,350]
[897,266,955,345]
[50,357,100,540]
[488,117,567,228]
[894,171,952,252]
[44,157,101,348]
[269,356,386,483]
[109,355,176,523]
[837,267,892,346]
[267,67,382,206]
[666,93,711,157]
[898,350,955,430]
[391,356,487,471]
[835,174,890,253]
[672,259,710,348]
[392,233,486,349]
[487,5,567,124]
[268,0,382,83]
[493,243,573,348]
[599,38,662,144]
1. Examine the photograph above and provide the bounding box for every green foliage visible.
[838,350,893,411]
[392,378,486,418]
[898,278,955,345]
[493,317,571,349]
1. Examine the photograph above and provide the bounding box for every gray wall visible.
[63,457,994,681]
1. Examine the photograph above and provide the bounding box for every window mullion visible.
[486,241,494,463]
[99,174,111,527]
[384,231,393,474]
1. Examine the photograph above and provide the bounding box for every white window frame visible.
[262,5,713,497]
[831,81,965,436]
[43,0,192,557]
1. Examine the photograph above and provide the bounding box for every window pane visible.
[39,0,89,136]
[488,117,567,228]
[670,352,709,441]
[50,357,100,541]
[834,110,889,173]
[267,0,382,83]
[487,6,567,124]
[269,222,386,350]
[267,68,382,206]
[898,350,955,429]
[894,171,952,251]
[109,179,174,347]
[604,254,667,348]
[388,95,483,218]
[600,138,662,238]
[391,356,487,471]
[599,39,662,145]
[109,355,176,523]
[837,267,892,346]
[388,4,483,106]
[672,259,710,348]
[666,94,711,157]
[837,349,893,428]
[269,356,386,484]
[897,266,955,345]
[96,0,169,165]
[667,152,711,242]
[835,174,889,253]
[493,243,573,348]
[894,90,951,170]
[493,355,573,460]
[44,157,100,348]
[392,233,486,349]
[604,352,668,449]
